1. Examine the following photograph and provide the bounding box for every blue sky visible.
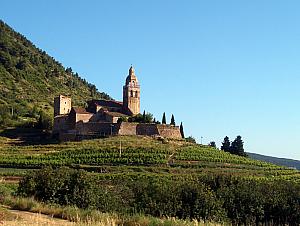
[2,0,300,159]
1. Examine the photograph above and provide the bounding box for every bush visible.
[17,167,300,224]
[36,110,53,130]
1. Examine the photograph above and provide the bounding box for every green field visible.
[0,135,299,181]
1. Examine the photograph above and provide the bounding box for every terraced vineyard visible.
[0,135,299,181]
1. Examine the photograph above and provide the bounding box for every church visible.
[53,66,182,141]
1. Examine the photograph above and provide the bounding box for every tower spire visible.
[129,65,135,76]
[123,66,140,115]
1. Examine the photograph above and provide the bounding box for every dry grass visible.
[2,197,222,226]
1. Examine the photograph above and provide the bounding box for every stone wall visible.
[76,122,117,136]
[57,122,182,141]
[117,122,137,135]
[117,122,182,139]
[156,124,182,139]
[53,115,69,134]
[136,123,159,136]
[76,113,93,123]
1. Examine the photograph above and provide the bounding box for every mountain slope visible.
[248,152,300,170]
[0,20,110,127]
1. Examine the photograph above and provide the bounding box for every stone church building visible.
[53,66,182,141]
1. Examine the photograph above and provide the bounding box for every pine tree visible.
[170,114,175,126]
[180,122,185,138]
[221,136,231,152]
[231,136,246,156]
[162,112,166,124]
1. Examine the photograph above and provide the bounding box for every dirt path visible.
[2,209,75,226]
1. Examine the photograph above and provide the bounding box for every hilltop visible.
[0,20,110,128]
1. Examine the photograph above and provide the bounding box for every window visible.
[135,91,138,98]
[131,90,134,97]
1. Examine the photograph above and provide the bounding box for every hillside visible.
[0,135,299,180]
[1,136,300,224]
[0,20,110,128]
[248,152,300,170]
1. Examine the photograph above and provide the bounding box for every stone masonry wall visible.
[117,122,182,139]
[76,122,117,136]
[156,124,182,139]
[117,122,137,135]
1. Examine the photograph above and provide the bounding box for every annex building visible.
[53,66,182,141]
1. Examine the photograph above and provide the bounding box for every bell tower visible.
[123,66,140,115]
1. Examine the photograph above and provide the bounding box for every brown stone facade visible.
[54,95,71,116]
[58,122,182,141]
[117,122,181,138]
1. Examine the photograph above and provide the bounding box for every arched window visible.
[135,91,138,98]
[131,90,134,97]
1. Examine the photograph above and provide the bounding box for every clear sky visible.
[2,0,300,159]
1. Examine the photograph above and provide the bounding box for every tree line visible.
[221,136,247,157]
[17,167,300,225]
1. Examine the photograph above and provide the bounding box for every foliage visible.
[36,110,53,130]
[0,20,111,128]
[221,136,230,152]
[17,167,300,224]
[162,112,166,124]
[221,136,247,157]
[208,141,216,148]
[185,136,196,143]
[180,122,184,138]
[170,114,175,126]
[128,112,153,123]
[231,135,247,157]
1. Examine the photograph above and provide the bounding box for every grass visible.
[2,196,220,226]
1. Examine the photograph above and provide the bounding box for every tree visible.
[209,141,216,148]
[180,122,185,138]
[162,112,166,124]
[36,111,53,130]
[128,112,153,123]
[65,67,73,74]
[89,84,97,97]
[231,136,247,156]
[221,136,231,152]
[143,110,146,122]
[186,136,196,143]
[170,114,175,126]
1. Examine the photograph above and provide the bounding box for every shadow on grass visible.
[0,127,59,145]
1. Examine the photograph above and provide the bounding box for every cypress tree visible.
[170,114,175,126]
[162,112,166,124]
[142,110,146,122]
[221,136,231,152]
[180,122,185,138]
